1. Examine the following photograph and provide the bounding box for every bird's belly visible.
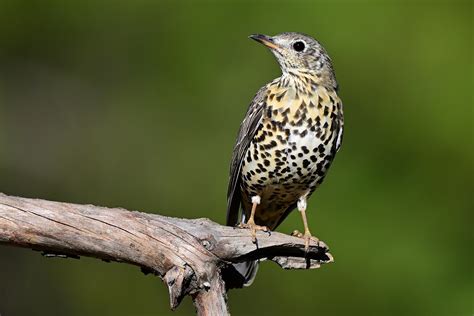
[242,128,330,182]
[240,130,334,229]
[241,123,336,204]
[285,127,326,180]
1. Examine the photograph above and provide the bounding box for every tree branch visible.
[0,192,333,315]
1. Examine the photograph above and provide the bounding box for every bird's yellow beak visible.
[249,34,279,50]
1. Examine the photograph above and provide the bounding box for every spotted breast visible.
[239,77,343,230]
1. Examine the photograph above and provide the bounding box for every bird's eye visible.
[293,41,305,52]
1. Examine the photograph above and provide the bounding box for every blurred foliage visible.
[0,1,472,315]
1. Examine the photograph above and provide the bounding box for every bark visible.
[0,193,333,315]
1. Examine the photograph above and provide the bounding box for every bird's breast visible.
[241,85,342,196]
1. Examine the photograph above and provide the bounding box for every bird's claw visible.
[291,229,320,252]
[238,221,269,243]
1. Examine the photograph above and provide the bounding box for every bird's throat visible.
[277,72,319,95]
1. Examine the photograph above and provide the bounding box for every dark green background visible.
[0,1,471,315]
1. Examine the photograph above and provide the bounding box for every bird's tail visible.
[232,260,259,287]
[226,211,259,286]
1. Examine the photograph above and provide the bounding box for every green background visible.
[0,1,471,315]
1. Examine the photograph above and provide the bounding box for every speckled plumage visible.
[226,32,344,285]
[239,82,343,230]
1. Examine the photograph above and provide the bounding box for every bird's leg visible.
[238,195,268,243]
[291,195,319,252]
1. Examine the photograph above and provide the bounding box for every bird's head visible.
[249,32,337,89]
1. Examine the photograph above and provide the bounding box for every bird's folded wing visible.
[226,86,268,226]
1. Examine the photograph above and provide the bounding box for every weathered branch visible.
[0,193,333,315]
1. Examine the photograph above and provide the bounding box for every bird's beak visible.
[249,34,279,50]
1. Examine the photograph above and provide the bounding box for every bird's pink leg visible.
[238,195,269,242]
[292,195,319,252]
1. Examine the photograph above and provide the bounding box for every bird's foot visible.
[238,221,269,243]
[291,229,321,252]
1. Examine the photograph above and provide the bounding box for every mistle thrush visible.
[226,32,344,285]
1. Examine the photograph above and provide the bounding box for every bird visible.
[226,32,344,286]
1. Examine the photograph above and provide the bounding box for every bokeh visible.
[0,1,471,315]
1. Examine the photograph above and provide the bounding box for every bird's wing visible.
[226,86,268,226]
